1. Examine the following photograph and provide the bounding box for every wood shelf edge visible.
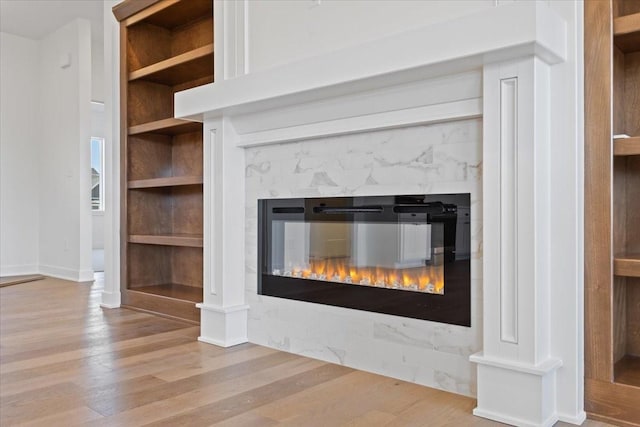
[128,44,214,82]
[128,234,204,247]
[614,255,640,278]
[128,118,201,135]
[614,12,640,36]
[614,136,640,156]
[128,176,203,189]
[113,0,160,22]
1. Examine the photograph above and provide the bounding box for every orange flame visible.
[280,259,444,294]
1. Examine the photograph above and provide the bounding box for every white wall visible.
[0,33,40,276]
[92,37,104,102]
[246,0,494,72]
[38,19,93,282]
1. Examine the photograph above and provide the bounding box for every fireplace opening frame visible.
[258,194,471,326]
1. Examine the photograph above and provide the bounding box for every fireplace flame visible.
[274,259,444,294]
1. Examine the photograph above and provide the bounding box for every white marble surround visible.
[168,2,585,426]
[244,119,482,395]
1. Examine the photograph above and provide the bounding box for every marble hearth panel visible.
[244,118,482,396]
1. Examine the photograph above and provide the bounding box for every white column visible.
[470,56,562,427]
[197,117,249,347]
[101,0,121,308]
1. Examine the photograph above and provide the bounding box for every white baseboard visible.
[39,265,94,282]
[100,290,121,308]
[557,411,587,425]
[473,408,558,427]
[0,264,39,277]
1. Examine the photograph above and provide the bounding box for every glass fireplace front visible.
[258,194,470,326]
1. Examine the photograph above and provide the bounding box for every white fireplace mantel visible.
[175,1,565,130]
[173,2,586,427]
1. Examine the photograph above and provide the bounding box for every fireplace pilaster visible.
[469,57,563,427]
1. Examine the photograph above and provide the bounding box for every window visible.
[91,137,105,211]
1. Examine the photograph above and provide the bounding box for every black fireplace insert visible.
[257,194,470,326]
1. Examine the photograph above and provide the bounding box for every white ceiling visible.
[0,0,104,43]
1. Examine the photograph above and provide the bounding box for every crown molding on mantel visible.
[175,1,566,125]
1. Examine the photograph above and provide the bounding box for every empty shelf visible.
[614,13,640,53]
[128,118,201,136]
[128,176,203,189]
[129,234,203,247]
[129,44,214,86]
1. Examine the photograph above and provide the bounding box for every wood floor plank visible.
[14,406,104,427]
[86,351,300,417]
[144,363,354,427]
[1,383,88,426]
[89,356,325,426]
[0,276,614,427]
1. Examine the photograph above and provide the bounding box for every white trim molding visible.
[0,264,39,277]
[39,265,94,282]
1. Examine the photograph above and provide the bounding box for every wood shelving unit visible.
[585,1,640,425]
[113,0,213,323]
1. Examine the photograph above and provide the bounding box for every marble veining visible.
[245,118,482,397]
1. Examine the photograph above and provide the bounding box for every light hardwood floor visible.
[1,276,610,426]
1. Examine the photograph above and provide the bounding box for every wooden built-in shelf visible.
[128,118,201,136]
[128,176,202,189]
[614,254,640,278]
[122,0,212,29]
[129,283,202,303]
[129,234,203,247]
[614,136,640,156]
[117,0,210,324]
[128,44,214,86]
[615,355,640,388]
[614,12,640,53]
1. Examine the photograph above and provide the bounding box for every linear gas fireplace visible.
[258,194,470,326]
